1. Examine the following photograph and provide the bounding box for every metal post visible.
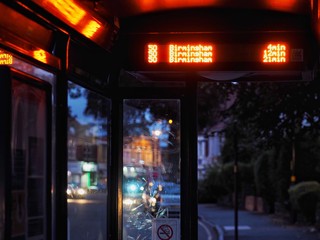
[233,122,239,240]
[290,137,296,184]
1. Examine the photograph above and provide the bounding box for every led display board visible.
[147,44,214,63]
[123,32,314,72]
[145,42,300,65]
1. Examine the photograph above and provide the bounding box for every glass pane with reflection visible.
[67,82,110,240]
[123,99,181,239]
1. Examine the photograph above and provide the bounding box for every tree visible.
[198,79,320,207]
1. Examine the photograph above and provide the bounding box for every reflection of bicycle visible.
[124,203,169,240]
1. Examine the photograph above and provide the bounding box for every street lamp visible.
[153,129,162,137]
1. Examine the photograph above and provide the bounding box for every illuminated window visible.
[263,43,287,63]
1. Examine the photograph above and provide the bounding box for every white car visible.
[160,182,181,218]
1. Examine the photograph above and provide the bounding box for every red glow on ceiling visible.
[113,0,308,17]
[139,0,219,12]
[264,0,299,11]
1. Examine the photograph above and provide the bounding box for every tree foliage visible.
[198,79,320,208]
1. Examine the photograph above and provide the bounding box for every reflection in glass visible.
[67,82,110,240]
[11,79,48,239]
[123,99,181,239]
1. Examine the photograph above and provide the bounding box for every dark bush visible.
[288,181,320,224]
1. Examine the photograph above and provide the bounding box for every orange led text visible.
[263,43,287,63]
[147,44,158,63]
[33,50,47,63]
[0,51,13,65]
[169,44,213,63]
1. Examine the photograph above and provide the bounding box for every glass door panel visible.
[67,82,110,240]
[11,77,51,239]
[123,99,181,239]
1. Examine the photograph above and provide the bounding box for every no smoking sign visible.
[152,218,180,240]
[157,224,173,240]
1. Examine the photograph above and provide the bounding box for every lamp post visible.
[233,122,239,240]
[290,137,296,184]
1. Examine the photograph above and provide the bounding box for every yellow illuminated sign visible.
[82,20,101,38]
[45,0,101,39]
[33,49,47,63]
[0,51,13,65]
[263,43,287,63]
[47,0,85,25]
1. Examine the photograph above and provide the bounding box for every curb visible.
[199,215,224,240]
[212,224,224,240]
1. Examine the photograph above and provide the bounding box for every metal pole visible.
[233,122,239,240]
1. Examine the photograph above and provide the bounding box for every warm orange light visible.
[82,20,101,38]
[47,0,86,25]
[139,0,217,13]
[147,44,158,63]
[33,49,47,63]
[263,43,287,63]
[0,50,13,65]
[168,44,213,63]
[264,0,298,12]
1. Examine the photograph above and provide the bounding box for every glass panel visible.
[67,82,110,240]
[11,79,48,239]
[197,81,320,240]
[123,99,181,239]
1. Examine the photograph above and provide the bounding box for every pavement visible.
[198,204,320,240]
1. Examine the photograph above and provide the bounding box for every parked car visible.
[87,182,107,193]
[67,184,87,199]
[160,182,181,218]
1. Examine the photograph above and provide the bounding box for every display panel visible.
[146,42,294,64]
[123,31,315,72]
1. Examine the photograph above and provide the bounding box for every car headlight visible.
[67,189,72,195]
[127,184,137,192]
[123,198,136,206]
[77,188,86,195]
